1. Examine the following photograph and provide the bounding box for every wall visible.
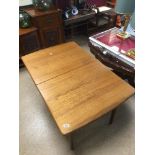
[19,0,32,6]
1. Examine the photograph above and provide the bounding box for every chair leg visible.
[109,108,117,125]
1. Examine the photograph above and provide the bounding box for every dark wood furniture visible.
[64,9,96,37]
[84,0,117,30]
[96,9,117,30]
[88,27,135,87]
[54,0,70,10]
[19,27,40,67]
[88,40,135,84]
[22,41,134,149]
[24,8,64,48]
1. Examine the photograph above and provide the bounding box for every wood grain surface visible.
[22,42,94,85]
[22,41,134,135]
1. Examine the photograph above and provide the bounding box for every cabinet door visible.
[20,31,40,55]
[41,27,60,48]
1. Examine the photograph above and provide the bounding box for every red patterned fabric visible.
[97,33,135,54]
[86,0,107,7]
[55,0,70,10]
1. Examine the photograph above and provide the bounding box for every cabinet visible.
[19,27,40,67]
[24,8,64,48]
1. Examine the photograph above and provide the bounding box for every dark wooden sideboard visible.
[19,27,40,67]
[19,7,65,67]
[24,7,64,48]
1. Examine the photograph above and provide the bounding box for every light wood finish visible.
[22,42,94,85]
[22,41,134,135]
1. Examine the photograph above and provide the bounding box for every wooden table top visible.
[22,41,134,135]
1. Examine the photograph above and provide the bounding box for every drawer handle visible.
[103,50,108,55]
[46,18,52,24]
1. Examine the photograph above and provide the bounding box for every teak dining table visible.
[22,41,134,149]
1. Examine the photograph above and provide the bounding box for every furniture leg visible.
[86,20,89,36]
[128,77,135,87]
[70,24,74,38]
[70,132,75,150]
[109,108,117,125]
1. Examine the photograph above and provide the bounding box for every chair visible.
[85,0,117,30]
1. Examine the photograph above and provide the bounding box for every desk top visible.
[22,41,134,135]
[64,10,96,26]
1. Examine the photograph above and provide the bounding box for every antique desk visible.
[89,27,135,86]
[22,41,134,149]
[64,10,96,37]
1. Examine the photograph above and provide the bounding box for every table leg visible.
[70,132,75,150]
[128,77,135,87]
[71,24,74,38]
[109,108,117,125]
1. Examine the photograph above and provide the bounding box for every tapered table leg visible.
[109,108,117,125]
[70,133,74,150]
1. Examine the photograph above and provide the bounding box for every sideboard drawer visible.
[24,8,64,48]
[35,13,59,28]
